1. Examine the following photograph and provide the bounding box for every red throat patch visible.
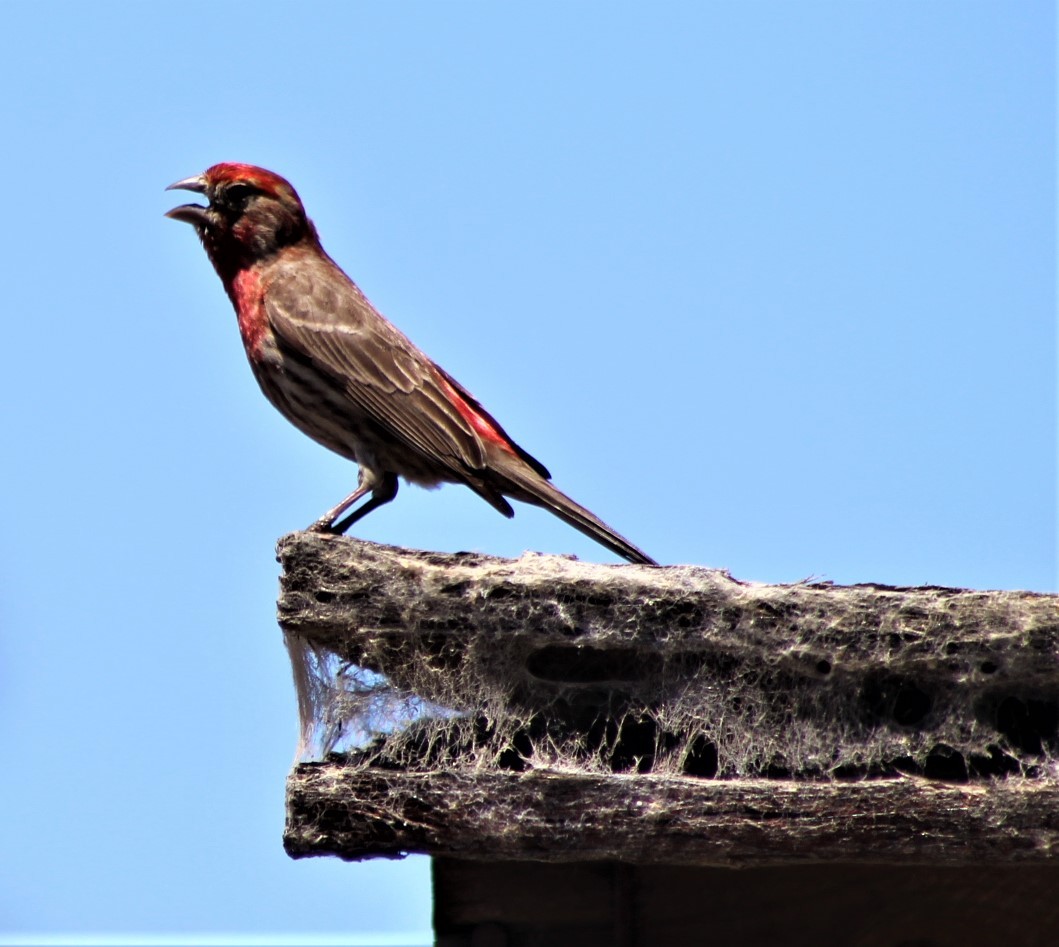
[229,269,268,359]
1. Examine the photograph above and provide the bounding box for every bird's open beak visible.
[165,173,209,226]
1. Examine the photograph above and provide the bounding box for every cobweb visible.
[284,593,1058,782]
[286,636,458,760]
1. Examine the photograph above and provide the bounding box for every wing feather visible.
[263,254,492,478]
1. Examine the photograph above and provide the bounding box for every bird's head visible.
[166,163,315,273]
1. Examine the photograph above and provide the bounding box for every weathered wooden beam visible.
[278,532,1058,697]
[285,769,1059,864]
[278,531,1059,864]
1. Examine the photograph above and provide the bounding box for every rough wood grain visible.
[285,768,1059,864]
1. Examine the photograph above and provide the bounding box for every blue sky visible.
[1,2,1054,941]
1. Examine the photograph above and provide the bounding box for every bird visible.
[166,163,656,565]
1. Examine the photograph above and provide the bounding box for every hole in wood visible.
[994,696,1059,756]
[526,646,661,683]
[861,675,933,728]
[682,734,719,778]
[923,743,968,782]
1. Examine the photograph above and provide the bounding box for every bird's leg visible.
[329,472,399,535]
[308,470,400,534]
[308,482,371,532]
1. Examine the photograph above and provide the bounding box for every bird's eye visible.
[224,183,256,206]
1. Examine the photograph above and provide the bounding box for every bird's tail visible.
[495,463,657,566]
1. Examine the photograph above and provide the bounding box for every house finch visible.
[166,163,656,565]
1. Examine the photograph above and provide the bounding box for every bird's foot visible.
[307,517,338,534]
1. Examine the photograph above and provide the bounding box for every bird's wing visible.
[262,253,506,479]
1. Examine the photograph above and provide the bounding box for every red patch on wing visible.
[229,269,268,359]
[436,375,518,457]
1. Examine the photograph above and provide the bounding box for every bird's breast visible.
[227,268,270,360]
